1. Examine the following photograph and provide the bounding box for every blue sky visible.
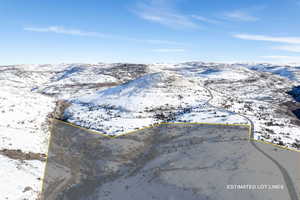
[1,0,300,64]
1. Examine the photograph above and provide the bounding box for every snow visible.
[0,62,300,199]
[71,73,203,111]
[176,107,249,124]
[47,65,118,86]
[197,68,249,80]
[0,64,97,199]
[64,69,252,135]
[65,72,215,135]
[0,127,49,154]
[0,82,55,154]
[72,73,167,111]
[0,155,44,200]
[245,63,300,82]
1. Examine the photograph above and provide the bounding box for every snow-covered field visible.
[0,62,300,199]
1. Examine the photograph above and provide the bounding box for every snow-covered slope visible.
[0,155,44,199]
[0,63,148,199]
[0,62,300,199]
[63,62,300,144]
[0,66,56,199]
[35,63,148,99]
[244,63,300,82]
[172,62,300,149]
[64,72,216,135]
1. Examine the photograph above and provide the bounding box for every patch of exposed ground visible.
[0,149,46,161]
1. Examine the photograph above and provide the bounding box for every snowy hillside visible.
[35,63,148,99]
[0,63,148,199]
[64,69,252,135]
[244,63,300,82]
[0,65,57,199]
[63,62,300,148]
[0,62,300,199]
[175,62,300,149]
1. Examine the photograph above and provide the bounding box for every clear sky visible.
[1,0,300,64]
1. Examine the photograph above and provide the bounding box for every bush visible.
[47,100,71,120]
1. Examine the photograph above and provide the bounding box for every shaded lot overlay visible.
[41,120,300,200]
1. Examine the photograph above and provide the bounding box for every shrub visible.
[47,100,71,120]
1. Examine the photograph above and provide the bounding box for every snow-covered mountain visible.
[0,62,300,199]
[244,63,300,82]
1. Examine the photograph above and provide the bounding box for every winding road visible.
[203,85,299,200]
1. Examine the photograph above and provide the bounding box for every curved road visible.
[203,85,299,200]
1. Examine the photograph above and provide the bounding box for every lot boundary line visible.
[50,118,300,152]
